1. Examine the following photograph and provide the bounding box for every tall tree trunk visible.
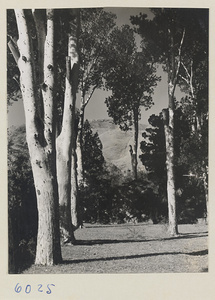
[76,86,97,186]
[56,55,74,243]
[161,28,185,236]
[76,97,85,185]
[56,13,80,243]
[133,107,139,180]
[162,106,178,236]
[15,9,62,265]
[71,144,79,229]
[202,167,208,223]
[57,52,78,244]
[129,107,138,180]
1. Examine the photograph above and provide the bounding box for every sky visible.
[7,7,183,128]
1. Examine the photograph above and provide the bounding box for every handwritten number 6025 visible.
[15,283,55,294]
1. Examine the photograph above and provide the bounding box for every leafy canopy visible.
[104,25,159,131]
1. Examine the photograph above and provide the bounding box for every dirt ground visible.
[23,223,208,274]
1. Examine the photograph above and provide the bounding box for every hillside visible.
[90,119,147,175]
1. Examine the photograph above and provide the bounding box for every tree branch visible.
[8,39,20,64]
[42,9,55,146]
[83,84,97,108]
[181,61,190,79]
[32,9,46,84]
[190,59,194,98]
[15,9,39,141]
[175,28,185,81]
[82,49,102,92]
[179,74,189,85]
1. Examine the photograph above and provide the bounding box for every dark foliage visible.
[80,120,110,223]
[80,121,164,225]
[8,126,38,273]
[139,109,207,224]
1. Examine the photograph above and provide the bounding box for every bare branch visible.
[7,34,18,45]
[8,39,20,64]
[179,74,189,85]
[84,85,97,108]
[175,28,185,80]
[42,9,55,145]
[181,61,190,79]
[190,59,194,97]
[32,9,46,84]
[15,9,39,139]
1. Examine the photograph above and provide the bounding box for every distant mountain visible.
[90,119,147,175]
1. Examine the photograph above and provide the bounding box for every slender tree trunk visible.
[57,15,80,243]
[133,107,139,180]
[161,28,185,236]
[129,107,138,180]
[33,151,62,264]
[76,97,85,185]
[162,106,178,236]
[56,54,77,243]
[56,130,74,244]
[202,167,208,223]
[70,24,80,231]
[15,9,62,265]
[71,144,79,229]
[56,56,74,243]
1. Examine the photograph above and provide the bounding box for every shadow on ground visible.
[72,233,208,246]
[63,249,208,265]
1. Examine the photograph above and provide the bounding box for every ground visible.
[23,223,208,274]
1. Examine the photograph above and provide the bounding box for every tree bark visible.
[32,9,46,85]
[133,107,139,180]
[76,96,85,185]
[7,39,19,64]
[162,107,178,236]
[71,145,79,229]
[161,28,185,236]
[15,9,62,265]
[202,167,208,223]
[129,107,138,180]
[56,55,76,243]
[76,86,97,186]
[56,17,80,243]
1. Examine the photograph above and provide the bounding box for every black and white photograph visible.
[2,2,214,299]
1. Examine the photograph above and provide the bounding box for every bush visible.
[8,126,38,273]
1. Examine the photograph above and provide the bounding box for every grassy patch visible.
[23,223,208,274]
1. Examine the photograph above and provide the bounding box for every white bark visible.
[32,9,46,84]
[15,9,62,265]
[163,108,178,236]
[42,9,55,147]
[76,133,83,185]
[57,25,79,242]
[76,86,97,185]
[76,100,84,185]
[162,28,185,236]
[56,60,74,243]
[71,148,78,228]
[202,170,208,223]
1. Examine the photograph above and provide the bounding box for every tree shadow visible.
[73,233,208,246]
[179,231,208,236]
[84,223,155,229]
[63,249,208,265]
[187,249,208,256]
